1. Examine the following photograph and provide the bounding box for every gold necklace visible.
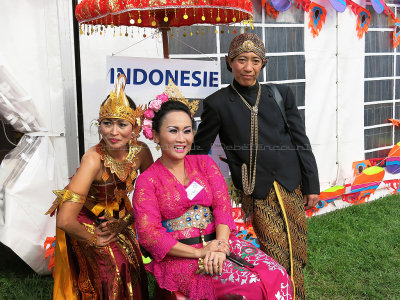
[98,141,142,182]
[230,82,261,195]
[95,141,142,220]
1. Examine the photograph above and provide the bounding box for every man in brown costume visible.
[191,33,320,299]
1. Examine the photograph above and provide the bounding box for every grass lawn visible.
[304,195,400,299]
[0,195,399,299]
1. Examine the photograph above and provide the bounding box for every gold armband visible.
[45,189,86,216]
[55,189,86,204]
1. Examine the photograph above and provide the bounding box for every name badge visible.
[186,181,204,200]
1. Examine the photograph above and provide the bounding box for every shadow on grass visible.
[0,243,53,299]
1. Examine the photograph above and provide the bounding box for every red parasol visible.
[75,0,254,58]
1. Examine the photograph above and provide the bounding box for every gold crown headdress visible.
[164,79,199,116]
[99,74,146,126]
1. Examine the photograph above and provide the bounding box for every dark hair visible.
[101,94,137,110]
[225,55,267,72]
[152,100,196,133]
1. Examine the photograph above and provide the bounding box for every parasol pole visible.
[160,27,170,59]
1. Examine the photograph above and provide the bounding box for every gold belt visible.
[162,205,214,232]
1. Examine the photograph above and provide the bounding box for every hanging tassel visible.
[308,2,326,38]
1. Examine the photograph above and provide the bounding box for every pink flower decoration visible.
[144,109,155,119]
[149,99,162,111]
[156,93,169,103]
[143,127,153,140]
[143,119,152,128]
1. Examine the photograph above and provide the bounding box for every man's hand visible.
[304,194,319,210]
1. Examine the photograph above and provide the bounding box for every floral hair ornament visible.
[142,80,199,141]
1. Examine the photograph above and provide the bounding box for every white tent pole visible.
[56,0,80,176]
[335,10,340,184]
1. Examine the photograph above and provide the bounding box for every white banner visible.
[106,56,220,105]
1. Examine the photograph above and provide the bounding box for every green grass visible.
[1,195,399,299]
[304,195,400,299]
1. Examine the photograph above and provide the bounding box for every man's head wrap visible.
[226,33,267,72]
[228,33,267,61]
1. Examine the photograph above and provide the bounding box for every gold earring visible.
[130,133,138,145]
[156,144,160,151]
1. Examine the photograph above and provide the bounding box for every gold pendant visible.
[100,142,142,182]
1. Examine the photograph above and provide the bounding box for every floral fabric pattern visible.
[132,155,293,300]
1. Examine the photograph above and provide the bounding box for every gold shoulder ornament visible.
[45,189,86,216]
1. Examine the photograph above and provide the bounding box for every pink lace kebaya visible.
[132,155,293,300]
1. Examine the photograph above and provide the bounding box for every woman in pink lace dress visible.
[133,99,293,300]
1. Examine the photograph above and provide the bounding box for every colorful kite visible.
[370,0,385,14]
[355,6,371,39]
[393,19,400,48]
[350,166,385,203]
[262,0,280,19]
[386,142,400,174]
[308,3,327,38]
[388,118,400,127]
[43,236,56,273]
[329,0,346,12]
[352,160,372,177]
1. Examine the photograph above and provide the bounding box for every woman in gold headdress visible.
[46,75,153,300]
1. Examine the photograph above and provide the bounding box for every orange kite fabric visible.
[308,2,326,38]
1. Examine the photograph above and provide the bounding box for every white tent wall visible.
[305,0,365,190]
[0,0,76,274]
[305,2,339,191]
[337,5,365,186]
[0,0,78,173]
[0,1,66,137]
